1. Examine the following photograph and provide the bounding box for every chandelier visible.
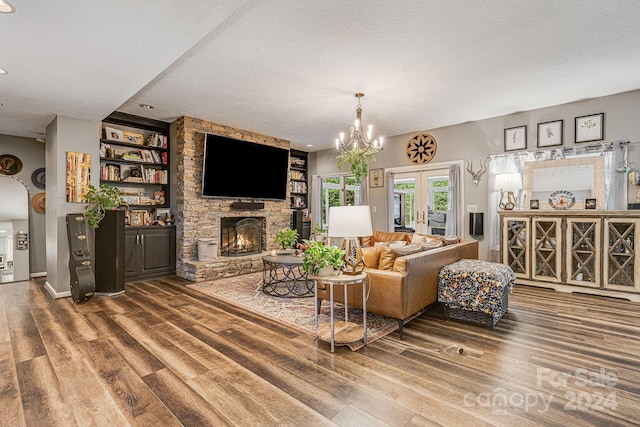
[335,93,384,154]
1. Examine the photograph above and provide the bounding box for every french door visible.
[392,168,451,235]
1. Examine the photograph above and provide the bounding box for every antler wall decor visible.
[466,160,487,186]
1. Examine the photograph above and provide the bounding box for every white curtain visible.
[445,163,461,236]
[386,172,395,232]
[487,152,535,261]
[310,175,321,229]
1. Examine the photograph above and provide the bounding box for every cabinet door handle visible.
[141,235,144,245]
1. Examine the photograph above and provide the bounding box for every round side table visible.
[312,272,368,352]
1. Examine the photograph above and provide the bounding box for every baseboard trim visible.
[44,281,71,299]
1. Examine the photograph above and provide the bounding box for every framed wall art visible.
[130,210,146,227]
[104,126,124,142]
[369,168,384,188]
[66,151,91,202]
[537,120,563,148]
[504,125,527,152]
[575,113,604,143]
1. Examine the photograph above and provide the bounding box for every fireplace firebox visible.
[220,217,264,256]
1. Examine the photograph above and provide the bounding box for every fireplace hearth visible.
[220,217,264,256]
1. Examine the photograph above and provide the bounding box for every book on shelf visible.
[146,133,168,149]
[291,158,306,168]
[289,170,305,180]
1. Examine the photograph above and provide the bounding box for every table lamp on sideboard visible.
[327,205,373,275]
[494,172,523,210]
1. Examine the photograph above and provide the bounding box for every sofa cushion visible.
[361,244,384,269]
[442,235,462,245]
[378,245,400,270]
[422,239,444,251]
[392,243,423,256]
[373,231,412,244]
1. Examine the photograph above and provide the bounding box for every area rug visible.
[187,272,400,351]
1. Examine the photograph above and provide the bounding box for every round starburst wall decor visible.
[406,133,437,164]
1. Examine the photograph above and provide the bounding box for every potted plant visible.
[275,228,299,250]
[337,146,379,184]
[82,184,125,228]
[302,239,345,276]
[310,224,326,241]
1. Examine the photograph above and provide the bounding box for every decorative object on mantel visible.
[504,125,527,152]
[530,199,540,210]
[537,119,563,148]
[585,198,597,209]
[0,154,23,175]
[327,205,373,274]
[548,190,576,210]
[466,160,486,186]
[335,93,383,183]
[494,172,522,210]
[575,113,604,143]
[406,133,437,164]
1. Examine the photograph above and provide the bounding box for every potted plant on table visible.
[302,239,345,276]
[275,228,299,251]
[82,184,125,228]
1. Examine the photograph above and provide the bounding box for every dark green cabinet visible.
[125,226,176,281]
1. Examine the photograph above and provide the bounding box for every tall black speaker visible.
[66,213,96,303]
[469,212,484,236]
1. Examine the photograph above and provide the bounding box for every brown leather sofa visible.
[316,231,479,338]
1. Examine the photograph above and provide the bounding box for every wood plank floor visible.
[1,276,640,426]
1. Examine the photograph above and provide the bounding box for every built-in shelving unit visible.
[98,112,176,283]
[101,112,170,216]
[501,210,640,301]
[289,149,310,240]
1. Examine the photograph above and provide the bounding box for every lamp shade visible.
[327,205,373,238]
[494,172,523,191]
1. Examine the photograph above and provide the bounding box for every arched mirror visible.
[0,177,30,283]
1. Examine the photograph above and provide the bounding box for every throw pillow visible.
[422,239,444,251]
[378,245,400,270]
[362,244,383,269]
[392,243,423,256]
[388,240,407,249]
[410,234,429,245]
[442,235,461,245]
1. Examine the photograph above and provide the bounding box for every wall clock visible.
[406,134,437,164]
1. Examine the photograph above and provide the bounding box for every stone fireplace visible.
[172,116,291,282]
[220,217,265,256]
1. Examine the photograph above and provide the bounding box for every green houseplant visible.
[336,146,379,184]
[275,228,299,249]
[302,239,345,275]
[82,184,125,228]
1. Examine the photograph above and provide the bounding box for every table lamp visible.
[327,205,373,274]
[494,172,522,210]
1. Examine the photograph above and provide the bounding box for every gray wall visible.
[45,116,100,297]
[0,134,47,274]
[310,88,640,260]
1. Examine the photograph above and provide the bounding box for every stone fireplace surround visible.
[172,116,291,282]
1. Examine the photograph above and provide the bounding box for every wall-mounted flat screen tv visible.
[202,133,289,201]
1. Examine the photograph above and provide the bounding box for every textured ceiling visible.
[3,1,640,151]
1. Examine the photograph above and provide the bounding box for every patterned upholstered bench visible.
[438,259,516,327]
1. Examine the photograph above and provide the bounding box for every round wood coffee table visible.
[261,254,313,297]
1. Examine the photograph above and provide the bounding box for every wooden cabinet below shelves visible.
[125,226,176,281]
[500,210,640,301]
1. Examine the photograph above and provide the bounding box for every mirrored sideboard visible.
[500,210,640,301]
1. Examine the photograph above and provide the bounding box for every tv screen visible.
[202,133,289,201]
